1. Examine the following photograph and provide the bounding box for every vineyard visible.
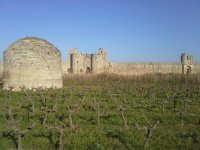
[0,74,200,150]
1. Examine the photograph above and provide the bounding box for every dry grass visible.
[63,73,200,85]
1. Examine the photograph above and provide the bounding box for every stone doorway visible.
[186,66,191,75]
[86,67,91,74]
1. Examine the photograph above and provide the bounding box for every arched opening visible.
[86,67,91,74]
[186,66,191,75]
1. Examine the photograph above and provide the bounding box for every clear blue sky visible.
[0,0,200,62]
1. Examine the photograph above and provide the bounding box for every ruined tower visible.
[181,53,193,75]
[91,53,97,73]
[69,48,78,74]
[68,48,110,74]
[3,37,63,91]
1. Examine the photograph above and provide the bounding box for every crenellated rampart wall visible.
[1,61,200,78]
[110,62,182,75]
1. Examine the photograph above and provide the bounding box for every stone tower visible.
[69,48,78,74]
[181,53,193,75]
[68,48,109,74]
[3,37,63,91]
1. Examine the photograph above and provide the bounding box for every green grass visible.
[0,74,200,150]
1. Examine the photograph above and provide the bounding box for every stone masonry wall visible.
[1,60,200,79]
[95,53,110,74]
[0,62,3,79]
[3,37,63,91]
[193,63,200,74]
[110,62,183,75]
[62,61,70,74]
[1,61,200,79]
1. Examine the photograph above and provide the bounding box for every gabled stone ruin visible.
[3,37,63,91]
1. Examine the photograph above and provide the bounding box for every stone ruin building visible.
[3,37,63,91]
[65,48,110,74]
[62,52,199,76]
[181,53,193,75]
[0,37,200,91]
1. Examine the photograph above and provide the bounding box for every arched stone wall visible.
[3,37,63,91]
